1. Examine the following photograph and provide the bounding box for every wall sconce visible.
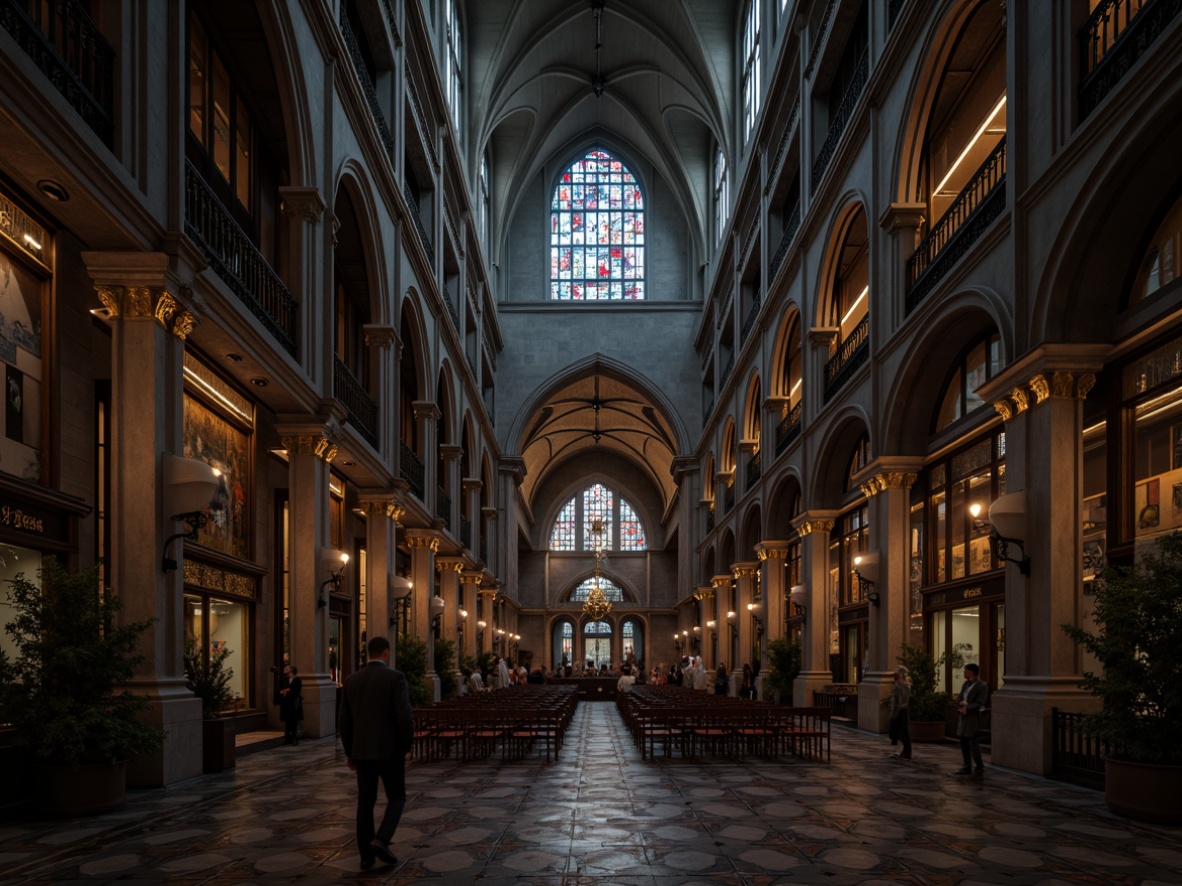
[853,552,880,606]
[319,547,349,609]
[790,584,807,623]
[161,455,220,572]
[430,595,446,626]
[989,492,1030,575]
[747,601,764,638]
[478,620,487,629]
[458,609,468,636]
[389,574,413,599]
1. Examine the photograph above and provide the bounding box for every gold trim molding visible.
[406,535,441,553]
[860,471,918,498]
[358,499,403,520]
[797,519,835,536]
[280,435,338,463]
[96,285,196,340]
[993,370,1096,420]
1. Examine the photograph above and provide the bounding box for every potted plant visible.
[1062,531,1182,824]
[896,643,953,742]
[182,636,237,772]
[396,633,432,707]
[433,636,459,699]
[0,560,163,816]
[762,636,801,704]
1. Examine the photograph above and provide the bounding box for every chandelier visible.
[582,519,613,621]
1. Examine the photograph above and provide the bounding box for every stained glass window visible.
[561,621,573,662]
[571,576,625,602]
[583,483,614,549]
[619,499,646,551]
[584,620,612,635]
[550,498,577,549]
[550,149,645,300]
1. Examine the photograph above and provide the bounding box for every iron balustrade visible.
[403,181,435,266]
[1,0,114,146]
[746,450,761,491]
[184,161,298,356]
[436,487,451,529]
[906,138,1007,314]
[339,5,394,161]
[333,357,378,449]
[824,315,869,402]
[770,202,801,282]
[775,402,803,455]
[741,290,762,344]
[811,50,868,191]
[399,438,425,500]
[1079,0,1178,119]
[442,283,459,330]
[1051,708,1108,789]
[720,352,734,388]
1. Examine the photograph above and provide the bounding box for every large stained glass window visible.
[619,499,646,551]
[572,577,625,602]
[549,482,647,552]
[583,483,614,549]
[551,149,645,300]
[550,498,577,550]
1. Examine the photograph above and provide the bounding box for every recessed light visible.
[37,179,69,202]
[342,460,355,466]
[226,353,243,362]
[250,377,268,387]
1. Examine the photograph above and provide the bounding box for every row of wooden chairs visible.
[617,686,830,763]
[412,685,577,764]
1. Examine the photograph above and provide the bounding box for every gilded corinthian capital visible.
[96,285,197,340]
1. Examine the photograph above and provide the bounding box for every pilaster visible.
[731,561,760,691]
[359,495,403,648]
[791,511,839,706]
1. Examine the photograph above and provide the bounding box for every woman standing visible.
[739,663,756,700]
[279,665,303,745]
[714,662,729,696]
[889,665,912,761]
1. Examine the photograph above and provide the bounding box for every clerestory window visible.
[550,149,645,300]
[549,482,648,551]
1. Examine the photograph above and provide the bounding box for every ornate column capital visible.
[992,371,1097,420]
[731,562,759,580]
[280,434,339,463]
[793,511,838,536]
[878,201,927,235]
[499,458,527,486]
[362,324,398,348]
[670,456,699,483]
[755,541,792,560]
[278,186,326,223]
[435,557,465,574]
[459,571,484,586]
[439,444,463,461]
[358,497,404,521]
[739,439,759,455]
[710,574,734,590]
[412,401,441,423]
[692,586,715,601]
[462,477,483,494]
[975,344,1109,421]
[808,326,839,349]
[404,531,442,553]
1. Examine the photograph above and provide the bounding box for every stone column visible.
[738,440,757,498]
[413,401,441,503]
[362,325,398,455]
[278,187,326,366]
[672,457,700,599]
[498,458,526,599]
[478,587,497,655]
[808,328,839,404]
[460,571,481,664]
[756,541,792,699]
[731,561,759,692]
[791,512,839,706]
[481,505,498,571]
[711,575,733,672]
[405,530,441,699]
[856,462,922,733]
[436,556,465,693]
[980,352,1105,774]
[439,444,462,531]
[462,477,482,557]
[693,586,714,668]
[877,203,925,327]
[84,252,203,787]
[359,496,402,649]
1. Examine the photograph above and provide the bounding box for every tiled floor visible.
[1,702,1180,884]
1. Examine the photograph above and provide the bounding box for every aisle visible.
[0,701,1179,884]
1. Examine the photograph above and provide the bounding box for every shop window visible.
[1126,339,1182,543]
[1129,192,1182,305]
[185,593,249,707]
[925,431,1005,584]
[0,544,43,667]
[934,332,1001,433]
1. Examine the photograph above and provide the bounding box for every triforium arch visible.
[815,200,870,356]
[742,372,762,446]
[766,471,803,539]
[771,303,804,406]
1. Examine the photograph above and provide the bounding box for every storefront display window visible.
[0,544,42,664]
[185,593,249,706]
[1129,358,1182,546]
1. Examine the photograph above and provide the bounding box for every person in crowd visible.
[517,664,528,684]
[278,664,303,745]
[338,636,414,871]
[496,656,511,689]
[672,661,684,686]
[468,667,485,694]
[739,663,755,700]
[692,658,708,691]
[616,665,636,692]
[955,663,989,776]
[714,662,729,696]
[889,665,912,761]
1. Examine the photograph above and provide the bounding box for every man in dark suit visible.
[339,635,414,870]
[955,662,989,777]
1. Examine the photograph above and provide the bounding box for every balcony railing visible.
[703,394,714,425]
[906,137,1007,314]
[741,290,762,344]
[403,181,435,266]
[775,402,803,455]
[824,315,869,402]
[184,161,298,356]
[812,50,869,190]
[339,5,394,161]
[720,351,734,388]
[399,439,425,500]
[442,283,458,330]
[1,0,114,146]
[333,357,378,449]
[1079,0,1178,119]
[745,450,762,491]
[770,201,801,282]
[436,486,451,530]
[724,483,736,514]
[888,0,906,29]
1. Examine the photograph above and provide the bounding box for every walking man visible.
[955,662,989,776]
[339,635,414,870]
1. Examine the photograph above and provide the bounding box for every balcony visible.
[906,137,1006,314]
[399,439,425,500]
[1079,0,1178,120]
[442,283,459,331]
[775,402,803,456]
[184,161,298,356]
[1,0,114,146]
[745,450,762,492]
[724,483,736,514]
[770,201,801,282]
[339,4,394,162]
[720,352,734,388]
[811,50,869,191]
[824,315,869,403]
[436,486,451,531]
[403,181,435,266]
[741,290,762,345]
[333,357,378,450]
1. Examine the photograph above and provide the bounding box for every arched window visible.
[548,482,648,551]
[551,149,645,300]
[714,145,729,243]
[570,576,625,602]
[445,0,462,134]
[934,332,1001,433]
[742,0,761,142]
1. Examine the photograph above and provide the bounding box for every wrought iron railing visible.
[703,394,714,425]
[824,315,869,402]
[399,438,425,500]
[775,402,803,455]
[906,138,1007,314]
[770,201,801,282]
[403,181,435,266]
[461,515,472,551]
[1051,708,1107,789]
[812,50,868,190]
[1,0,114,146]
[442,283,458,330]
[721,351,734,387]
[741,290,762,344]
[746,450,761,491]
[436,486,451,529]
[184,161,298,356]
[1079,0,1177,119]
[333,356,378,449]
[339,4,394,161]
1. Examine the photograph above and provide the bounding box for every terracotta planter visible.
[1104,757,1182,824]
[909,720,947,742]
[203,718,237,773]
[34,760,127,817]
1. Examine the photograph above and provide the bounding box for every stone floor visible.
[1,702,1180,885]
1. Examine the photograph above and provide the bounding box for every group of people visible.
[888,661,989,777]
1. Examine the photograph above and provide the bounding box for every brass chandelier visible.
[582,519,613,621]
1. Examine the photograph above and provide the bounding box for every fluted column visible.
[413,401,440,504]
[359,496,402,649]
[405,530,441,698]
[362,326,398,455]
[478,587,497,655]
[755,541,791,700]
[459,571,481,663]
[462,477,482,556]
[436,557,464,699]
[439,444,462,530]
[791,512,839,706]
[84,251,202,787]
[731,561,759,692]
[711,575,733,672]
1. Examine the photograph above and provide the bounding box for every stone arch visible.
[810,191,870,328]
[766,471,804,539]
[333,162,389,324]
[739,504,762,561]
[808,408,872,508]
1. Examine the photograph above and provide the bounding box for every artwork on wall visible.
[0,249,43,479]
[182,393,250,560]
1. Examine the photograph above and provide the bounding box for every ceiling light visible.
[250,377,268,387]
[934,94,1007,196]
[38,179,69,202]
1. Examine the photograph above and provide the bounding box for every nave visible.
[1,704,1179,885]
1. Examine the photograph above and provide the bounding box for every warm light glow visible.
[747,602,755,611]
[934,94,1007,196]
[673,632,679,640]
[790,378,802,397]
[727,610,736,619]
[854,555,864,567]
[707,620,716,628]
[969,503,983,519]
[477,620,487,628]
[840,286,869,327]
[22,233,42,251]
[183,365,253,424]
[459,609,468,618]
